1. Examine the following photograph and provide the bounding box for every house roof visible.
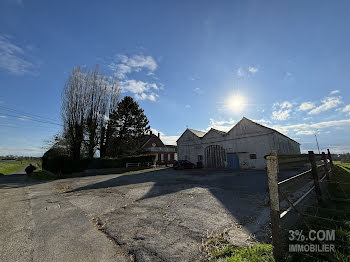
[179,117,300,145]
[140,134,165,148]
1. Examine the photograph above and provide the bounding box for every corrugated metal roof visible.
[182,117,300,145]
[188,129,206,137]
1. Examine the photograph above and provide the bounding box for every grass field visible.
[206,163,350,262]
[0,159,41,175]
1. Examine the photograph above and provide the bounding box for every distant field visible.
[334,161,350,172]
[0,159,41,175]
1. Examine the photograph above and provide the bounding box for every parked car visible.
[173,160,195,170]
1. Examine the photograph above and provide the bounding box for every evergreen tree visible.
[106,96,150,157]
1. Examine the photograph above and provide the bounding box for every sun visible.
[228,95,245,111]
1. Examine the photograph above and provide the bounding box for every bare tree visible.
[98,75,120,158]
[61,66,88,160]
[61,65,121,160]
[85,66,120,158]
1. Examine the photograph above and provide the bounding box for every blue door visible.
[227,153,239,169]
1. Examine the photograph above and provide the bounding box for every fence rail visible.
[125,162,155,168]
[266,149,335,261]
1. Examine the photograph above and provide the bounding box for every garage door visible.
[227,153,240,169]
[204,145,226,168]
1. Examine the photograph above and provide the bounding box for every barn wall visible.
[177,119,301,170]
[272,133,301,154]
[178,133,274,169]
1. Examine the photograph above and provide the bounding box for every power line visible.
[0,112,63,127]
[0,105,61,125]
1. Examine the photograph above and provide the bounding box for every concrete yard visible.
[54,168,272,261]
[0,167,282,261]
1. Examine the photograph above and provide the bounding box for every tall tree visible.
[61,65,120,159]
[85,66,120,158]
[106,96,150,157]
[61,66,88,160]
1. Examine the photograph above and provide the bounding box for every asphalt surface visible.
[1,167,301,262]
[0,169,128,262]
[55,168,272,261]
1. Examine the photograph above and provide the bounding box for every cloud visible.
[0,35,34,74]
[193,87,202,94]
[150,128,179,145]
[185,104,191,108]
[308,96,342,115]
[295,130,315,135]
[298,102,315,111]
[237,66,258,78]
[343,104,350,115]
[109,54,161,102]
[236,68,245,77]
[110,54,157,79]
[189,76,199,81]
[252,119,272,125]
[120,80,160,102]
[120,79,148,94]
[285,72,293,77]
[207,118,235,132]
[324,145,350,154]
[135,92,157,101]
[330,90,340,95]
[248,66,258,73]
[272,119,350,136]
[271,101,293,121]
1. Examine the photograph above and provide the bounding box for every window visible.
[250,154,257,159]
[198,155,203,161]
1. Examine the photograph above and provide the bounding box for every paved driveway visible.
[0,172,127,262]
[55,168,271,261]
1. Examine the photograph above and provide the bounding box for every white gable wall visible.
[177,118,301,170]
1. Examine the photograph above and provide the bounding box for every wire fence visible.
[265,149,350,261]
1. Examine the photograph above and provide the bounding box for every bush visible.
[120,154,156,165]
[42,154,156,174]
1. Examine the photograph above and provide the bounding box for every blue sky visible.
[1,0,350,156]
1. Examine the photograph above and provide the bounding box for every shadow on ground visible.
[0,173,46,189]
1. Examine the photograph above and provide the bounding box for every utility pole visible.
[315,134,321,154]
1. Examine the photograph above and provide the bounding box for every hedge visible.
[42,154,156,174]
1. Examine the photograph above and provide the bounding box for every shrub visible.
[42,154,156,174]
[120,154,156,165]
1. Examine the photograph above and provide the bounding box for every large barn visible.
[176,117,300,169]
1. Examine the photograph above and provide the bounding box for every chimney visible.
[158,132,160,138]
[150,130,152,135]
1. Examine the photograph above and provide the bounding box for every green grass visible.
[0,159,41,175]
[212,243,274,262]
[286,164,350,262]
[204,233,274,262]
[336,162,350,173]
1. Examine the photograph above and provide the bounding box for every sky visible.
[1,0,350,156]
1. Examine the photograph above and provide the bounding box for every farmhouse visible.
[177,117,300,169]
[141,131,177,165]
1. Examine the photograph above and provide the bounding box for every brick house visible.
[141,131,177,165]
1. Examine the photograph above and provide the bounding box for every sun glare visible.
[228,95,245,111]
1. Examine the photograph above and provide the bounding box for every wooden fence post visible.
[308,151,323,204]
[266,150,284,261]
[327,149,334,174]
[322,152,330,180]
